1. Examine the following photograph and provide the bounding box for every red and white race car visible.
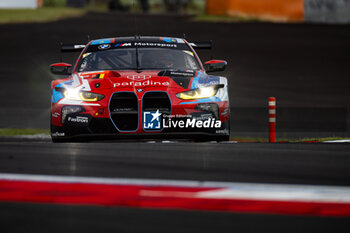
[50,36,230,142]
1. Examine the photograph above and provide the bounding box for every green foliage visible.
[194,14,260,23]
[43,0,67,7]
[0,128,49,136]
[0,7,86,24]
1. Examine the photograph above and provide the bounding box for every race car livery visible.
[50,36,230,142]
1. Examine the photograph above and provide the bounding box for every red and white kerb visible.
[268,97,276,143]
[1,173,350,217]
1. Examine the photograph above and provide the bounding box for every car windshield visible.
[77,48,201,72]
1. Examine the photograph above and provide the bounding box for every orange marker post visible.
[268,97,276,143]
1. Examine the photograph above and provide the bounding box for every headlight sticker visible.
[176,84,224,100]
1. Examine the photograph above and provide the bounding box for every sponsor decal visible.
[51,132,65,137]
[113,80,170,87]
[134,42,177,48]
[95,83,101,88]
[176,38,185,43]
[91,39,111,45]
[160,37,177,43]
[113,42,182,48]
[74,45,86,49]
[115,43,132,47]
[98,44,111,50]
[67,116,89,124]
[143,110,162,130]
[127,75,151,81]
[113,107,134,113]
[169,71,194,77]
[216,129,229,134]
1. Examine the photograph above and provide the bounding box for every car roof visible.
[90,36,186,44]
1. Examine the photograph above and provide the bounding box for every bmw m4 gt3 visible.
[50,36,230,142]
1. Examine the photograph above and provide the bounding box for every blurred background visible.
[2,0,350,22]
[0,0,350,140]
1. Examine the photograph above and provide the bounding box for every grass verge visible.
[0,128,49,136]
[0,7,86,24]
[193,14,260,23]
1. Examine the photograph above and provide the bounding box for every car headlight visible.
[176,84,224,100]
[63,88,104,102]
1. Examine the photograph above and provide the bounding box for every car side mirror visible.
[50,63,72,75]
[204,60,227,73]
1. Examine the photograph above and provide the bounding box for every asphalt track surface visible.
[0,141,350,186]
[0,140,350,232]
[1,12,350,232]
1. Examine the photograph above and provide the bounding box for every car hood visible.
[78,70,199,91]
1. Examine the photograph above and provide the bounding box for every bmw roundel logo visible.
[137,89,143,93]
[98,44,111,50]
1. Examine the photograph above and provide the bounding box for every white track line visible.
[323,140,350,143]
